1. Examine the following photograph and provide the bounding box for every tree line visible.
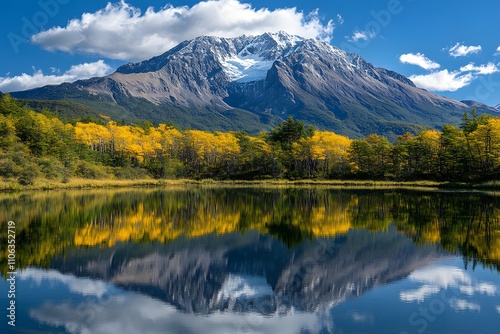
[1,93,500,183]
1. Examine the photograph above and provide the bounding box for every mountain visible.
[462,100,500,114]
[496,103,500,110]
[10,31,494,137]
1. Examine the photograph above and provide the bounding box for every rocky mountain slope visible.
[12,31,497,137]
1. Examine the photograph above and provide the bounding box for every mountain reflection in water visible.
[50,227,444,314]
[1,187,499,333]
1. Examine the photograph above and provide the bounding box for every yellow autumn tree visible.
[467,118,500,174]
[155,124,183,158]
[211,131,240,175]
[107,122,147,163]
[311,130,351,176]
[74,122,112,153]
[293,130,351,177]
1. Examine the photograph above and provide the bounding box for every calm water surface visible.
[0,187,499,333]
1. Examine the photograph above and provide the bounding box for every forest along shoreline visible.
[2,94,500,190]
[3,178,500,192]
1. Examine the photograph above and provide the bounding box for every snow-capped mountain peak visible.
[117,31,306,83]
[220,31,304,82]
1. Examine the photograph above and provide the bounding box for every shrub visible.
[0,158,22,178]
[74,161,108,179]
[110,166,149,179]
[37,157,65,179]
[18,163,41,185]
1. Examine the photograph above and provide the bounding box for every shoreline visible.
[2,178,500,192]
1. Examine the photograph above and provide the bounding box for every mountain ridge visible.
[11,31,498,138]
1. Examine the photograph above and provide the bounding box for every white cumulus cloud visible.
[347,30,376,42]
[409,70,474,92]
[20,268,110,298]
[0,60,111,92]
[399,53,440,70]
[400,285,440,302]
[449,43,482,57]
[459,282,497,296]
[449,298,480,312]
[460,62,500,75]
[31,0,334,61]
[407,266,471,288]
[495,46,500,56]
[400,264,499,314]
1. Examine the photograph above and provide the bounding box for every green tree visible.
[234,132,279,179]
[267,117,314,178]
[0,114,17,149]
[466,118,500,178]
[0,93,25,116]
[348,134,392,178]
[267,116,314,150]
[438,125,471,180]
[460,109,493,179]
[15,112,48,156]
[392,130,440,179]
[460,109,489,135]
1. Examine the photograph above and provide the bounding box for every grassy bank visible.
[0,178,166,191]
[2,177,498,192]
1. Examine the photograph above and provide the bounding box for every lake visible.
[1,186,499,333]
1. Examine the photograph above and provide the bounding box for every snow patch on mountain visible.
[221,55,275,82]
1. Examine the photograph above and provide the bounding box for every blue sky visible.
[1,0,500,106]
